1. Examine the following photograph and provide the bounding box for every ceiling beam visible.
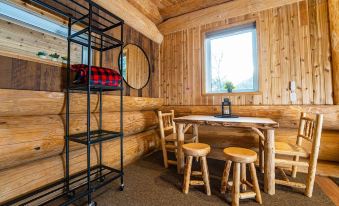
[159,0,233,21]
[158,0,304,35]
[126,0,163,24]
[93,0,163,43]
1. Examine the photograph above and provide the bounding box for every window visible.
[204,23,258,94]
[0,1,89,64]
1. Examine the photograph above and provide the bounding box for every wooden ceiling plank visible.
[158,0,304,35]
[159,0,234,20]
[127,0,163,24]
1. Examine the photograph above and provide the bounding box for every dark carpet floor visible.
[77,151,334,206]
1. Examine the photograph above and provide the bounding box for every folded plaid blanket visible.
[71,64,121,87]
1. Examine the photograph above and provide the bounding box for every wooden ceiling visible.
[128,0,234,24]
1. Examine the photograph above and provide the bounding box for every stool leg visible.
[201,156,211,196]
[183,156,193,194]
[250,163,262,204]
[232,163,240,206]
[221,160,232,194]
[241,163,247,191]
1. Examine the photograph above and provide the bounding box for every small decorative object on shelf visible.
[49,53,60,61]
[61,56,68,64]
[224,81,235,93]
[37,51,47,59]
[215,98,238,118]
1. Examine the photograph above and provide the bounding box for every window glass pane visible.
[205,24,258,93]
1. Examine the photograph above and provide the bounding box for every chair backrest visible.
[296,112,323,154]
[158,110,176,139]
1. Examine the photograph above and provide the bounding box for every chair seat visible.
[165,133,197,143]
[275,142,309,158]
[223,147,257,163]
[183,143,211,157]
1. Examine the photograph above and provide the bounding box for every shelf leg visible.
[120,22,124,191]
[87,2,93,204]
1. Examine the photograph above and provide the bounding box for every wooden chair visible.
[258,112,324,197]
[221,147,262,206]
[158,110,198,168]
[182,143,211,195]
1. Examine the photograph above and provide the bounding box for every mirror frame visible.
[118,43,151,90]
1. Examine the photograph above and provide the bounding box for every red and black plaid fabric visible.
[71,64,121,87]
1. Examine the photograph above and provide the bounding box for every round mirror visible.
[119,44,150,89]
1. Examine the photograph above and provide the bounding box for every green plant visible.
[49,53,60,58]
[37,51,47,56]
[61,56,68,61]
[224,81,235,91]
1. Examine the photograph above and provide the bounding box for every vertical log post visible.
[328,0,339,104]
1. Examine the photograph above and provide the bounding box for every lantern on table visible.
[215,98,238,118]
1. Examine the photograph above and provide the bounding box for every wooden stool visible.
[182,143,211,196]
[221,147,262,206]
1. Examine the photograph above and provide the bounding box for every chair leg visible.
[305,160,318,197]
[250,163,262,204]
[201,156,211,196]
[161,139,168,168]
[291,155,299,178]
[241,163,247,191]
[221,160,232,194]
[232,163,240,206]
[183,156,193,194]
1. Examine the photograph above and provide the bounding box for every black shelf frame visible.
[3,165,122,206]
[4,0,125,205]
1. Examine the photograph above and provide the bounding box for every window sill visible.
[202,91,262,96]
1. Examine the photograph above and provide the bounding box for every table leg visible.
[177,123,185,174]
[193,124,199,143]
[264,128,275,195]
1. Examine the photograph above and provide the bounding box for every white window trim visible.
[204,22,259,94]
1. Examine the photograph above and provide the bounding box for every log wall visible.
[159,0,333,105]
[0,89,162,204]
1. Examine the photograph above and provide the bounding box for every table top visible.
[173,115,279,129]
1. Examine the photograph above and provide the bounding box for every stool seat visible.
[223,147,257,163]
[183,143,211,157]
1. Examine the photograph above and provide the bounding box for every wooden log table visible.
[173,115,279,195]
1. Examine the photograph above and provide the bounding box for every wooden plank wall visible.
[159,0,333,106]
[100,24,160,98]
[0,19,82,66]
[0,21,160,97]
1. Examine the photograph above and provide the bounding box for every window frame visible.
[201,19,261,96]
[0,1,88,65]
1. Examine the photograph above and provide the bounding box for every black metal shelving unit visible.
[3,1,124,205]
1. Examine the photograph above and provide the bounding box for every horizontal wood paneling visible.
[0,89,163,116]
[159,0,333,105]
[0,111,158,170]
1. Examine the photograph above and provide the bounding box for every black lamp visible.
[215,98,238,118]
[222,98,231,116]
